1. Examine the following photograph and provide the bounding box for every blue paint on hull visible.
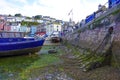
[0,38,45,56]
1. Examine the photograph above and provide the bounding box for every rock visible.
[83,68,87,72]
[8,73,14,77]
[48,49,57,54]
[45,73,54,79]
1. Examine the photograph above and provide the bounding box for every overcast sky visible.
[0,0,108,22]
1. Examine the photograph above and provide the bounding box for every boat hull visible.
[0,39,45,57]
[0,46,42,57]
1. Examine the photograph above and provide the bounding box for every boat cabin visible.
[0,31,25,38]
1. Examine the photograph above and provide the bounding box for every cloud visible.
[0,0,21,15]
[14,0,27,4]
[72,0,108,21]
[0,0,108,22]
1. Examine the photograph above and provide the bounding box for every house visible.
[15,17,25,22]
[0,16,11,31]
[10,22,21,32]
[35,24,46,37]
[45,24,54,36]
[53,24,62,32]
[29,26,37,36]
[7,16,25,22]
[20,26,30,32]
[7,16,16,22]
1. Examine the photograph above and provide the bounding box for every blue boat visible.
[0,31,45,56]
[0,16,45,56]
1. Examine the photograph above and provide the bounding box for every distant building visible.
[45,24,54,35]
[0,16,11,31]
[10,22,21,32]
[53,24,62,32]
[7,16,25,22]
[35,25,46,37]
[20,26,30,32]
[29,26,37,36]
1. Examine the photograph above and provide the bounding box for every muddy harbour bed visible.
[0,45,120,80]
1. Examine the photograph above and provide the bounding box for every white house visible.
[53,24,62,32]
[7,16,16,22]
[20,26,30,32]
[45,24,54,36]
[7,16,26,23]
[10,23,21,32]
[45,23,62,36]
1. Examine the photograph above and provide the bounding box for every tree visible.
[15,13,22,17]
[21,21,40,26]
[26,17,32,19]
[8,14,12,17]
[34,15,42,20]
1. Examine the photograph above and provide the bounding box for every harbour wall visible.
[62,12,120,69]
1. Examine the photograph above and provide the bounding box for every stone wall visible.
[63,26,110,53]
[63,14,120,70]
[112,22,120,67]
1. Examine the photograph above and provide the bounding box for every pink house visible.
[0,16,11,31]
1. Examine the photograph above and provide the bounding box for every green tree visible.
[8,14,12,17]
[26,17,32,19]
[15,13,22,17]
[34,15,42,20]
[21,21,40,26]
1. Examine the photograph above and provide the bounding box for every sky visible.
[0,0,108,22]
